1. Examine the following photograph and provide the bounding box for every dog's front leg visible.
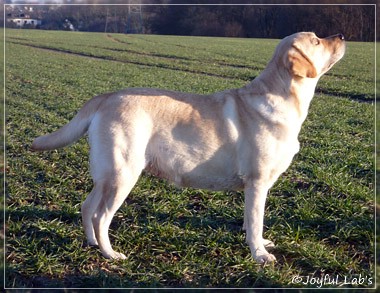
[244,181,276,264]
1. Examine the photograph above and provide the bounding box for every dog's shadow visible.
[121,181,245,234]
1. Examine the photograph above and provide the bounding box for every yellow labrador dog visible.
[32,32,345,263]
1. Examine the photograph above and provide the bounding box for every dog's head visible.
[278,32,346,79]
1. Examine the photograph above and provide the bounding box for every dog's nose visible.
[338,33,345,40]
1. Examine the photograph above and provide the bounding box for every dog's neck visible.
[240,65,319,124]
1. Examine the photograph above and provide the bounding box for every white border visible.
[3,2,377,290]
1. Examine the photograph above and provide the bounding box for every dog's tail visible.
[31,94,109,151]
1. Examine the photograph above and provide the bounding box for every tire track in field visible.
[9,40,254,81]
[106,34,265,72]
[315,88,374,103]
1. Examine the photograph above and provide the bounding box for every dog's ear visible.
[287,46,317,78]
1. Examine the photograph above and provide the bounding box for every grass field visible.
[5,29,376,289]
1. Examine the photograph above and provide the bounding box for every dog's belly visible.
[144,144,244,191]
[145,162,244,191]
[181,173,244,190]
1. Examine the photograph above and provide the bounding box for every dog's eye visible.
[312,38,320,45]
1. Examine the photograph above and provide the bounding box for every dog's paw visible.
[253,251,276,264]
[87,240,99,247]
[114,252,127,260]
[104,251,127,260]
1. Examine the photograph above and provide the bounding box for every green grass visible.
[5,29,375,288]
[0,26,4,291]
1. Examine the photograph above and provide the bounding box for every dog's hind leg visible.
[84,110,150,259]
[82,187,102,246]
[91,167,141,259]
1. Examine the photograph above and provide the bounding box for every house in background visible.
[6,6,42,28]
[8,17,42,28]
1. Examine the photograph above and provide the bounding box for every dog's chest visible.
[266,136,300,181]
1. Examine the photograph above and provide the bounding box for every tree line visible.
[4,1,376,41]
